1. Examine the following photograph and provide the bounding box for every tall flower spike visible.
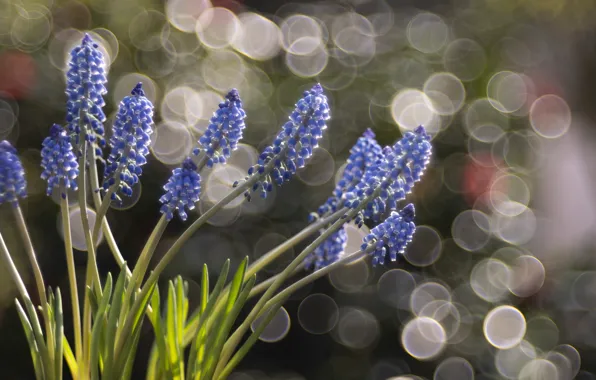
[311,128,383,221]
[240,84,330,200]
[65,34,108,154]
[159,158,201,221]
[41,124,79,197]
[192,89,246,168]
[0,141,27,205]
[304,128,383,270]
[343,126,432,226]
[103,83,154,201]
[304,229,347,271]
[361,204,416,266]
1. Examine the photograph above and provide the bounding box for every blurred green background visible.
[2,0,596,379]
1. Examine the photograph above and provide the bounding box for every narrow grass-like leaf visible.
[91,274,113,380]
[113,281,156,378]
[147,287,167,378]
[62,336,77,377]
[15,299,44,380]
[185,264,209,380]
[121,320,143,380]
[187,260,230,379]
[53,289,64,380]
[207,274,256,380]
[201,257,249,379]
[104,264,129,377]
[166,281,183,379]
[21,296,50,378]
[175,277,189,346]
[217,301,286,380]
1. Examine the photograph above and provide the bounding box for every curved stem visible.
[88,148,130,277]
[216,188,381,373]
[12,204,55,367]
[12,205,48,312]
[182,207,347,346]
[216,250,369,379]
[60,194,83,372]
[114,174,260,362]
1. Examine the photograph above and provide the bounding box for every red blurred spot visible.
[462,153,501,206]
[0,51,36,100]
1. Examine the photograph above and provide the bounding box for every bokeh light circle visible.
[529,94,571,139]
[443,38,486,81]
[433,357,474,380]
[407,13,448,54]
[297,293,339,334]
[403,226,442,267]
[423,73,466,116]
[483,305,526,349]
[377,269,416,310]
[250,306,291,343]
[402,317,447,360]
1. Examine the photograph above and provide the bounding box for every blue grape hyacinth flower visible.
[304,228,348,271]
[40,124,79,197]
[240,84,330,200]
[0,141,27,205]
[311,128,383,221]
[192,89,246,168]
[159,158,201,221]
[65,34,108,154]
[304,128,383,270]
[361,204,416,266]
[103,83,154,201]
[343,126,432,225]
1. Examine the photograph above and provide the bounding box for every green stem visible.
[217,249,370,379]
[182,207,346,346]
[117,214,168,331]
[12,205,48,313]
[60,194,83,372]
[114,174,260,364]
[0,230,51,378]
[216,188,381,373]
[12,204,55,371]
[88,148,130,277]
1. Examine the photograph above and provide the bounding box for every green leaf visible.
[201,257,250,379]
[207,274,256,379]
[184,264,208,380]
[113,281,157,378]
[104,264,129,377]
[21,296,50,379]
[165,281,183,379]
[15,299,44,380]
[147,286,167,377]
[186,260,230,379]
[91,273,113,380]
[53,289,64,380]
[62,336,77,378]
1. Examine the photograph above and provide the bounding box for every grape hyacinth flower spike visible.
[361,204,416,266]
[193,89,246,168]
[311,128,383,221]
[40,124,79,197]
[65,34,107,154]
[344,126,432,226]
[304,129,383,270]
[159,158,201,221]
[0,141,27,205]
[239,83,330,200]
[103,82,154,201]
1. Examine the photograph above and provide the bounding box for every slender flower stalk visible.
[40,122,84,369]
[215,127,432,373]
